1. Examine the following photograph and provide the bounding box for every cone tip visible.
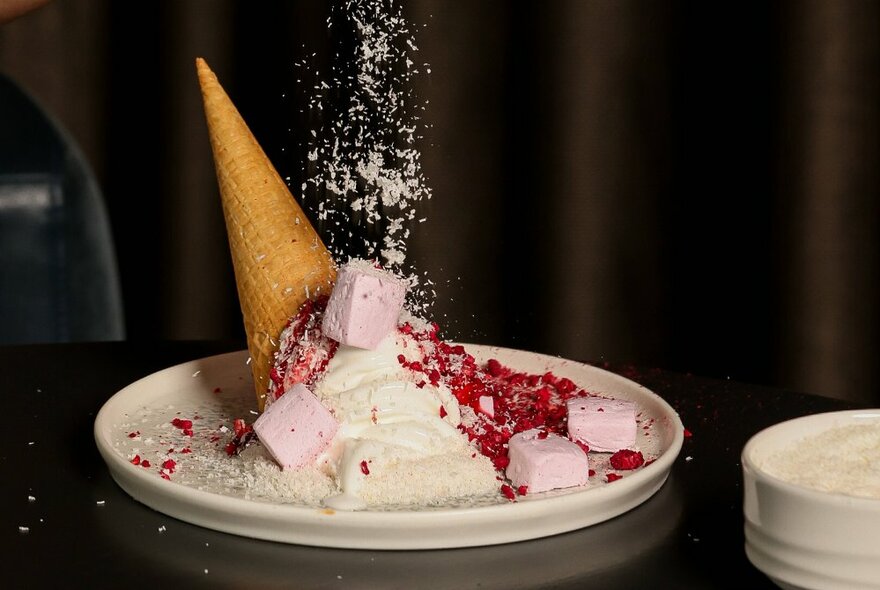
[195,57,217,87]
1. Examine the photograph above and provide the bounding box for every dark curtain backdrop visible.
[1,0,877,403]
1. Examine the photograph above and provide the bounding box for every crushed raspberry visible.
[490,452,510,471]
[141,460,151,468]
[233,418,252,439]
[130,455,141,466]
[606,473,622,483]
[486,359,506,377]
[181,448,192,454]
[517,485,528,496]
[162,459,177,473]
[360,460,370,475]
[500,484,516,501]
[225,418,256,456]
[536,431,549,440]
[160,473,170,481]
[439,406,448,418]
[267,296,338,402]
[171,418,194,437]
[610,449,644,470]
[128,431,139,438]
[574,440,590,454]
[588,469,596,477]
[171,418,193,430]
[684,428,693,438]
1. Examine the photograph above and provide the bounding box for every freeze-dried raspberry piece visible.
[609,449,644,470]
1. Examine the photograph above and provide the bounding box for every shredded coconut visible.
[762,423,880,499]
[293,0,435,313]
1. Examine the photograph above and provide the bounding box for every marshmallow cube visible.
[254,383,338,470]
[506,429,589,493]
[566,397,637,453]
[321,262,407,350]
[477,395,494,419]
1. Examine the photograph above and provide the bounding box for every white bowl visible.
[742,410,880,590]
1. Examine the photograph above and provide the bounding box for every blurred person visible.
[0,0,50,24]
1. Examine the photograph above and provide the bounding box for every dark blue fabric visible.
[0,73,125,343]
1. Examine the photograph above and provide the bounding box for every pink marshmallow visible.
[566,397,637,453]
[254,383,338,470]
[477,395,494,419]
[506,429,589,493]
[321,261,407,349]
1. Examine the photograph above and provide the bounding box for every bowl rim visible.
[741,409,880,507]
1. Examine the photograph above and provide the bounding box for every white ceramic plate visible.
[94,345,683,549]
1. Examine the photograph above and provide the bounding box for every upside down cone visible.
[196,57,336,411]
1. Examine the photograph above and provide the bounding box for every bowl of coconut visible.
[742,409,880,590]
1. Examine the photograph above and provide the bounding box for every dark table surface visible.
[0,340,861,589]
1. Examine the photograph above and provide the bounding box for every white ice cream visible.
[312,331,489,510]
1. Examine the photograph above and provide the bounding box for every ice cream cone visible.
[196,57,336,411]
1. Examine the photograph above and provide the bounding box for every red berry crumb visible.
[606,473,623,483]
[517,485,528,496]
[128,431,139,438]
[439,405,448,418]
[130,455,141,466]
[609,449,644,470]
[360,460,370,475]
[233,418,252,439]
[162,459,177,473]
[500,484,516,501]
[171,418,193,430]
[684,428,693,438]
[141,460,151,468]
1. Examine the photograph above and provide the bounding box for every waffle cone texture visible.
[196,57,336,411]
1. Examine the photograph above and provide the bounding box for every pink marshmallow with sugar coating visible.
[321,262,407,349]
[478,395,494,419]
[254,383,338,470]
[506,429,589,493]
[566,397,637,453]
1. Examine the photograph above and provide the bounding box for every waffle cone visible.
[196,57,336,411]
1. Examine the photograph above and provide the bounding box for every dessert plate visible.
[94,345,684,549]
